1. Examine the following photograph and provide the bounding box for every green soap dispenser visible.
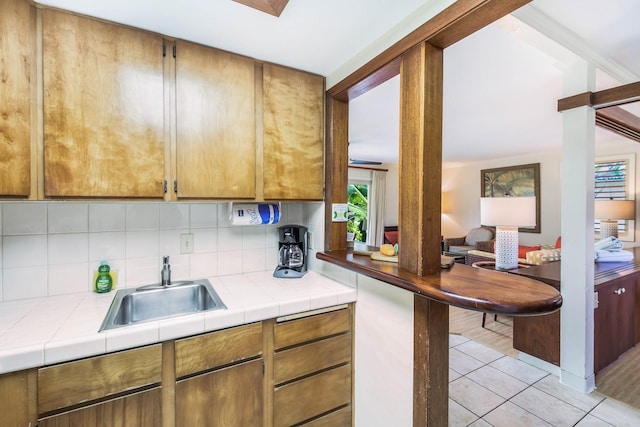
[95,260,113,293]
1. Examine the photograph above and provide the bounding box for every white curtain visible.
[366,170,386,246]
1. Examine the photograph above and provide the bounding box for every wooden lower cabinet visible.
[174,323,264,426]
[0,369,36,427]
[513,311,560,366]
[176,359,263,426]
[0,304,354,427]
[594,277,637,373]
[39,387,162,427]
[272,307,353,426]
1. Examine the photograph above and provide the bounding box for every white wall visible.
[0,201,310,302]
[442,149,562,246]
[354,274,414,427]
[440,136,640,247]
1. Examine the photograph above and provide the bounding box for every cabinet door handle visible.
[614,287,626,295]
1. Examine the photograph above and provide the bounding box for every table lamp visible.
[480,197,536,270]
[594,199,635,239]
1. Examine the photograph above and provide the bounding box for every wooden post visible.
[399,41,446,425]
[324,96,349,251]
[398,42,443,276]
[414,296,449,426]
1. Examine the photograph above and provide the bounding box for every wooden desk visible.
[510,248,640,372]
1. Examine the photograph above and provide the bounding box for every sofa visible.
[443,227,495,255]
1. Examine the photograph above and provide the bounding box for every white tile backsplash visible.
[217,250,243,276]
[159,203,189,230]
[89,203,126,232]
[89,232,126,262]
[49,263,91,295]
[48,233,88,265]
[3,202,47,235]
[190,252,218,279]
[0,201,321,301]
[126,203,159,230]
[3,235,48,268]
[243,248,267,272]
[125,256,161,287]
[126,230,160,259]
[218,227,244,251]
[193,228,217,253]
[159,229,188,256]
[243,227,266,249]
[191,203,218,228]
[48,203,88,233]
[3,266,48,300]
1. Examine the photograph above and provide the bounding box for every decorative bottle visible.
[95,260,113,293]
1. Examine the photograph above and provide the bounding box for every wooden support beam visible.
[558,81,640,111]
[596,106,640,143]
[400,41,446,425]
[414,296,449,427]
[232,0,289,17]
[324,96,349,251]
[328,0,532,101]
[399,42,443,276]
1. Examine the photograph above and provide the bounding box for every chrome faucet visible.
[161,256,171,287]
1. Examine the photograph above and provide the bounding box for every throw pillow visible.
[555,236,562,248]
[526,248,561,265]
[518,245,541,259]
[384,231,398,245]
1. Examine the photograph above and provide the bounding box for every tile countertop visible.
[0,271,356,375]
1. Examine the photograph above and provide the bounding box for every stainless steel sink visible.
[99,279,226,331]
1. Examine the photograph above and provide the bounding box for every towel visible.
[594,236,623,252]
[596,249,633,262]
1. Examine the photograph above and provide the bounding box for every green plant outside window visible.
[348,184,368,242]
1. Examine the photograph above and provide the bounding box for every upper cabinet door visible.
[175,41,256,199]
[0,0,33,197]
[263,64,324,201]
[43,10,165,198]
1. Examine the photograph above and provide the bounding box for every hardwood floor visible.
[449,306,640,411]
[596,344,640,410]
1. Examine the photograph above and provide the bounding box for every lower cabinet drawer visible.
[274,332,351,385]
[37,344,162,415]
[274,308,351,350]
[38,387,162,427]
[301,405,352,427]
[274,364,351,427]
[175,322,262,378]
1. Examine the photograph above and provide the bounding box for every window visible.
[347,167,371,243]
[595,154,635,239]
[347,183,368,242]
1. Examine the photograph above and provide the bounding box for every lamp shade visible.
[594,200,635,220]
[480,197,536,227]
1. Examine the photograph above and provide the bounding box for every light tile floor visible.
[449,334,640,426]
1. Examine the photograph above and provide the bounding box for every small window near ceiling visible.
[595,154,635,240]
[347,183,368,242]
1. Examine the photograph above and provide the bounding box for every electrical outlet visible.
[307,231,314,249]
[180,233,194,254]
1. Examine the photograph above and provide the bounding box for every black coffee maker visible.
[274,225,308,278]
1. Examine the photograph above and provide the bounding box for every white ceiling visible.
[35,0,640,166]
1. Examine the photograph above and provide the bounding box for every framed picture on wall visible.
[481,163,541,233]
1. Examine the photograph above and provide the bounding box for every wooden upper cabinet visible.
[0,0,33,197]
[263,64,324,200]
[42,10,165,198]
[175,40,256,199]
